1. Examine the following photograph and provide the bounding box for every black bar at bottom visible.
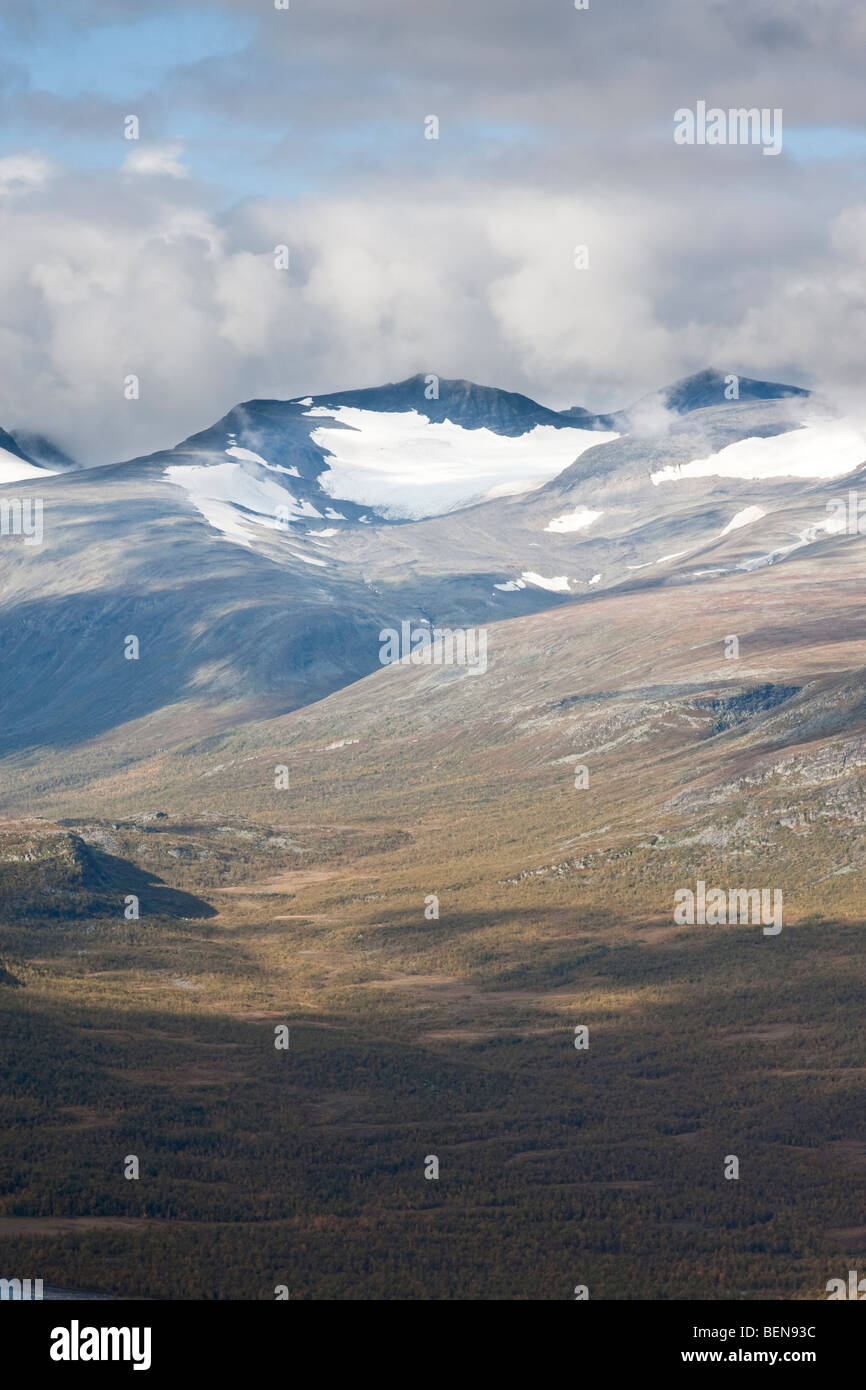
[7,1296,858,1376]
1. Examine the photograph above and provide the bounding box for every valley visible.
[2,472,866,1297]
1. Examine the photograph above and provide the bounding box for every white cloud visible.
[0,165,862,467]
[123,144,189,179]
[4,0,866,469]
[0,154,55,197]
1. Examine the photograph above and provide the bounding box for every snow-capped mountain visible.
[0,367,863,778]
[158,374,618,530]
[142,370,822,540]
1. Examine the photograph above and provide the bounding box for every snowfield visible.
[165,459,322,545]
[544,506,603,533]
[304,406,617,518]
[0,446,54,484]
[651,418,866,485]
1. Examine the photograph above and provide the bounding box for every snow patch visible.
[719,505,766,536]
[544,506,603,533]
[165,462,319,545]
[494,579,527,592]
[656,550,689,564]
[521,571,572,593]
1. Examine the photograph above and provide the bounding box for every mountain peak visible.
[304,374,577,436]
[662,369,809,415]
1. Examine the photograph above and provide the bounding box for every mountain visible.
[325,388,859,624]
[0,366,857,780]
[158,370,815,526]
[662,368,810,415]
[560,369,811,433]
[21,501,866,915]
[297,373,593,433]
[216,375,618,519]
[7,431,80,472]
[4,365,866,1305]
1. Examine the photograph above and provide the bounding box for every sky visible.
[0,0,864,464]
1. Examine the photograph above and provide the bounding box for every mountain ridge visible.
[0,366,851,781]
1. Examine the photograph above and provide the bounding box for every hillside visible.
[2,369,865,1301]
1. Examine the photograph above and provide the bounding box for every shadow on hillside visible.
[87,846,218,919]
[0,581,387,757]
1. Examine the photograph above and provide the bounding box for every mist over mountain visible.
[661,368,809,416]
[7,431,80,473]
[0,426,34,464]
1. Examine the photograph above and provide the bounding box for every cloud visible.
[122,142,188,178]
[716,201,866,418]
[0,152,54,195]
[1,161,864,465]
[622,395,681,440]
[0,2,864,457]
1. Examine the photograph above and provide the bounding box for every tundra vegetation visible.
[2,552,865,1300]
